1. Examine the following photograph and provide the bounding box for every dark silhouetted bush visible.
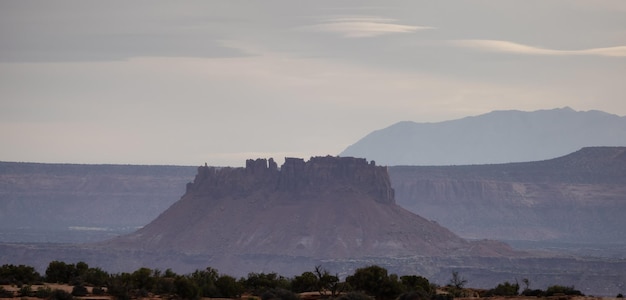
[337,291,375,300]
[50,289,74,300]
[35,286,53,298]
[261,288,300,300]
[545,285,583,296]
[71,285,88,297]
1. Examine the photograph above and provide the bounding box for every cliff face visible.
[107,156,506,261]
[390,147,626,244]
[0,162,195,242]
[188,156,394,204]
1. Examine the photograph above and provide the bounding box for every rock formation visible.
[0,162,195,243]
[107,156,511,261]
[390,147,626,245]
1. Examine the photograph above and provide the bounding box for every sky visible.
[1,0,625,166]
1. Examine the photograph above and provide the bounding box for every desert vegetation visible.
[0,261,601,300]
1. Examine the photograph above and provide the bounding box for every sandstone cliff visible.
[106,156,511,260]
[390,147,626,245]
[0,162,195,242]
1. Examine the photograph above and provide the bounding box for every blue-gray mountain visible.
[341,107,626,166]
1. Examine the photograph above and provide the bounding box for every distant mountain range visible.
[340,107,626,166]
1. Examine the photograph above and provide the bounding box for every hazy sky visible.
[2,1,625,166]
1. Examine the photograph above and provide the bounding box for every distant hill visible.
[390,147,626,247]
[340,107,626,166]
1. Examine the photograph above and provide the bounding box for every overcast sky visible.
[1,0,625,166]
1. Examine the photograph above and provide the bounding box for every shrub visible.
[261,288,300,300]
[50,289,74,300]
[545,285,583,296]
[19,285,33,297]
[0,286,14,298]
[0,264,42,285]
[92,287,106,295]
[397,291,429,300]
[431,294,453,300]
[485,281,519,296]
[337,291,375,300]
[35,286,52,298]
[71,285,88,297]
[521,288,544,297]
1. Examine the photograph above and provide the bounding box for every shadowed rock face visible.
[106,156,510,259]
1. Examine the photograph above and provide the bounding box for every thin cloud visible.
[298,16,433,38]
[452,40,626,57]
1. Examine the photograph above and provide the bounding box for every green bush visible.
[485,281,519,296]
[0,264,42,285]
[35,286,53,298]
[545,285,583,296]
[345,265,403,300]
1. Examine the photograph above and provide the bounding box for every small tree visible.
[400,275,432,295]
[174,276,200,300]
[314,265,343,297]
[292,271,318,293]
[216,274,244,298]
[346,265,403,300]
[447,271,467,297]
[522,278,530,291]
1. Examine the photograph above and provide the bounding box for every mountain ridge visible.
[341,107,626,166]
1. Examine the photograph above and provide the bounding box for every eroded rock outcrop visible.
[390,147,626,243]
[107,156,508,262]
[187,156,394,204]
